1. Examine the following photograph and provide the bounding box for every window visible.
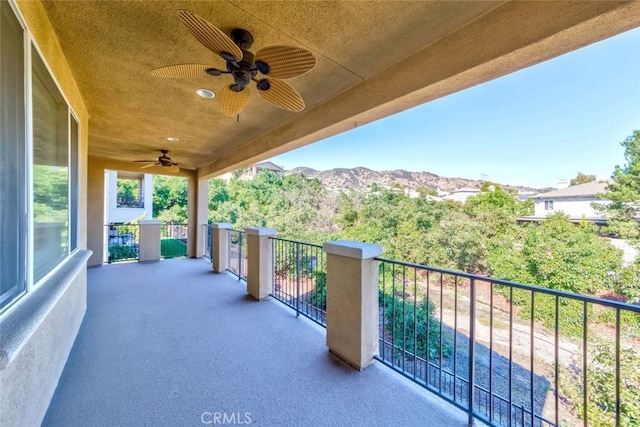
[32,47,69,282]
[544,200,554,211]
[0,0,26,310]
[0,2,79,311]
[70,115,79,251]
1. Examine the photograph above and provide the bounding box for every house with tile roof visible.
[442,187,481,203]
[533,180,610,222]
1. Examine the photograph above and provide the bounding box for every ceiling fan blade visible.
[133,160,158,163]
[178,164,197,171]
[219,85,250,117]
[140,163,158,169]
[255,46,317,79]
[257,78,305,112]
[150,64,214,78]
[177,10,243,61]
[166,165,180,174]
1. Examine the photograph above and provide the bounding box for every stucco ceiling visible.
[39,1,640,178]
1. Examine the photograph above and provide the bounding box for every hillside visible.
[287,166,542,193]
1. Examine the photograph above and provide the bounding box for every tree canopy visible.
[601,130,640,244]
[570,172,596,186]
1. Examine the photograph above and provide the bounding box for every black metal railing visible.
[161,223,188,259]
[375,257,640,427]
[228,229,247,280]
[105,223,139,263]
[116,194,145,209]
[271,238,327,326]
[204,224,213,261]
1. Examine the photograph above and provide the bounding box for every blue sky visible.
[272,27,640,189]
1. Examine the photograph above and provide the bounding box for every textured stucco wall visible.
[0,263,87,427]
[534,197,607,218]
[0,1,90,425]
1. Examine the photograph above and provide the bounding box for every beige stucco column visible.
[245,227,276,301]
[86,158,105,266]
[138,219,161,262]
[212,223,232,273]
[323,240,383,370]
[188,175,208,258]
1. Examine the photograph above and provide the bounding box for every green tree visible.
[516,213,621,294]
[598,130,640,245]
[116,178,140,202]
[570,172,596,186]
[153,175,188,222]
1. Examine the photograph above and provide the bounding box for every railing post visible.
[323,240,383,370]
[296,242,301,317]
[468,278,476,426]
[239,231,243,280]
[138,220,161,262]
[212,223,232,273]
[245,227,276,300]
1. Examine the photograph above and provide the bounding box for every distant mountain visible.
[287,167,542,193]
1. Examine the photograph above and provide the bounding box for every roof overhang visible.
[29,1,640,179]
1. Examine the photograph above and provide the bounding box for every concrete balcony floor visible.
[44,258,467,427]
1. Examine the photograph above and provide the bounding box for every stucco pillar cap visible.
[244,227,277,237]
[211,223,233,229]
[323,240,383,260]
[138,219,161,225]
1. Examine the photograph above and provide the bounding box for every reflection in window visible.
[32,48,69,282]
[0,1,26,309]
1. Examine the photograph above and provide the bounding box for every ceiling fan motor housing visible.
[228,49,256,89]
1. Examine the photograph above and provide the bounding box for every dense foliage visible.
[152,168,637,303]
[599,130,640,245]
[570,172,596,186]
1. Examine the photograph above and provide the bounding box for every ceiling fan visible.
[133,150,195,173]
[151,9,317,116]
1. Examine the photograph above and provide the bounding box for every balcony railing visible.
[271,237,327,326]
[105,223,139,263]
[227,229,247,280]
[204,224,213,261]
[207,224,639,427]
[375,257,640,427]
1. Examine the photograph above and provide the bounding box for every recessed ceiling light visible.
[196,88,215,99]
[167,137,180,142]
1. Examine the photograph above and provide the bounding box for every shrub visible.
[380,291,450,361]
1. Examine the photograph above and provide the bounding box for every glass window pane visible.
[32,47,69,282]
[70,116,78,251]
[0,1,26,310]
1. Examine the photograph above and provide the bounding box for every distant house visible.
[105,170,153,223]
[442,187,481,203]
[532,180,610,223]
[517,190,538,201]
[246,161,283,179]
[219,161,284,182]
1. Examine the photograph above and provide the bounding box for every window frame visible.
[0,0,81,312]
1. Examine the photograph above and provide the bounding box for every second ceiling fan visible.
[151,10,317,116]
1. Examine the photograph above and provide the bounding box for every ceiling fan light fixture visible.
[167,137,180,142]
[255,61,270,75]
[256,79,270,91]
[196,88,215,98]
